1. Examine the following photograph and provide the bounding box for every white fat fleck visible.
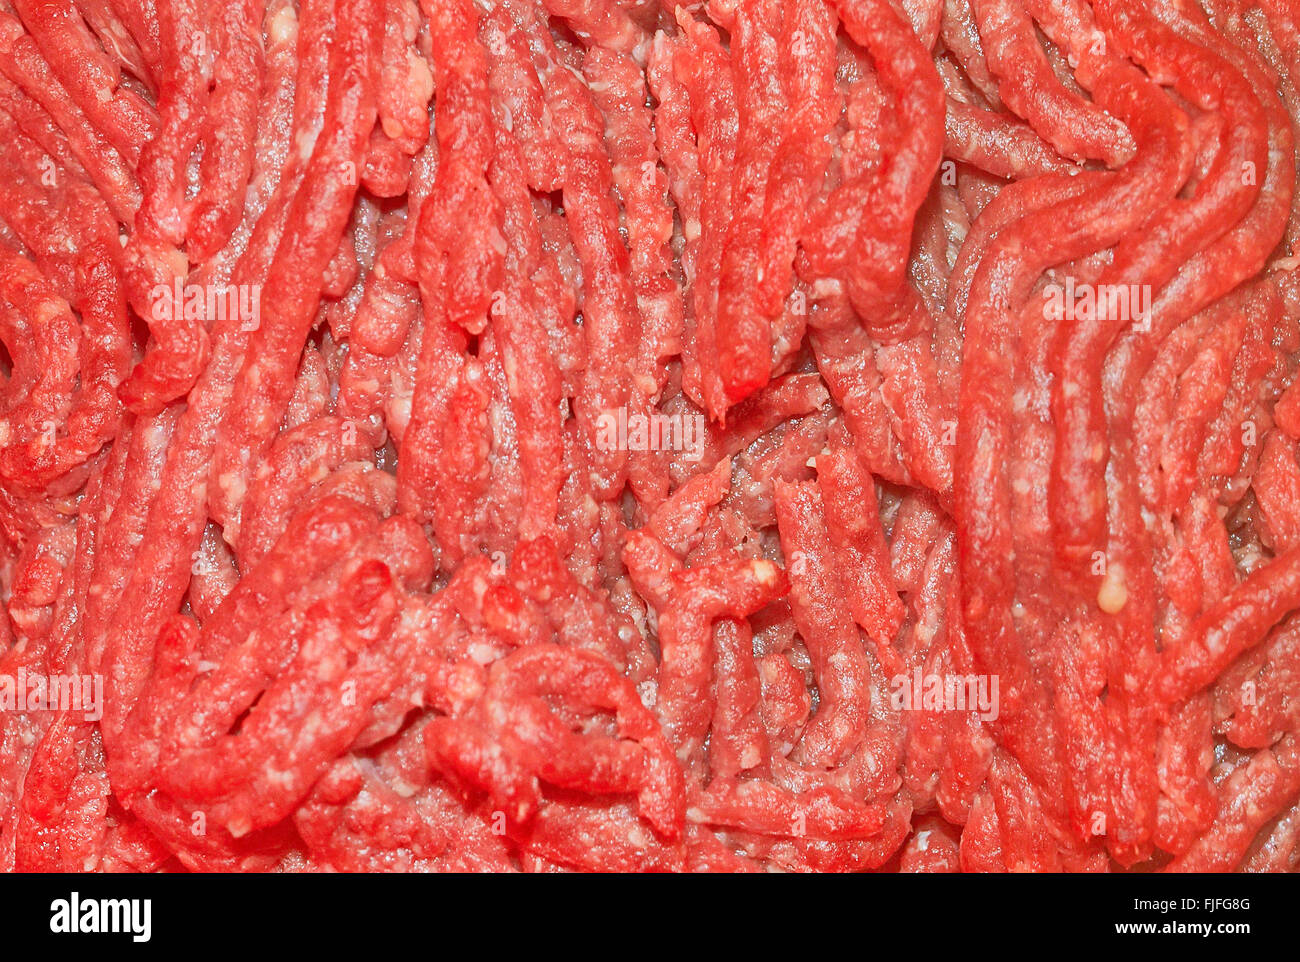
[751,560,779,587]
[637,679,657,710]
[1205,628,1226,655]
[266,768,295,789]
[1097,566,1128,614]
[811,277,842,298]
[269,5,298,44]
[468,641,497,665]
[218,470,247,507]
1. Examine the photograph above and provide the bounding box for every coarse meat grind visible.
[1,0,1299,874]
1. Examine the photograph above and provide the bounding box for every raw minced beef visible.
[1,0,1300,873]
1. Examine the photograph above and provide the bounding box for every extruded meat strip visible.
[10,0,158,163]
[713,0,784,405]
[804,0,944,343]
[88,16,300,739]
[377,0,431,154]
[542,0,642,54]
[0,243,130,487]
[0,72,87,180]
[1240,798,1300,873]
[0,99,120,294]
[809,301,910,486]
[583,45,683,395]
[943,99,1076,179]
[132,0,209,250]
[412,0,501,340]
[191,0,303,290]
[521,6,642,491]
[941,0,1000,103]
[208,0,380,541]
[756,0,839,323]
[117,0,215,412]
[1106,8,1294,518]
[298,723,513,872]
[485,644,683,837]
[671,10,735,422]
[656,559,787,768]
[1088,10,1291,861]
[481,48,565,547]
[1254,431,1300,554]
[957,67,1186,804]
[690,776,888,842]
[815,444,905,668]
[97,0,371,740]
[1159,545,1300,703]
[0,52,139,223]
[646,456,733,558]
[1139,35,1295,513]
[944,171,1099,323]
[970,0,1133,166]
[187,0,264,261]
[1168,733,1300,871]
[152,558,415,837]
[114,496,384,793]
[773,478,874,768]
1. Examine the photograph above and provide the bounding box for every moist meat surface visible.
[1,0,1300,872]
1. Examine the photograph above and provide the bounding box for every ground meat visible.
[1,0,1300,873]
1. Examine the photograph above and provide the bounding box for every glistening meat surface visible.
[1,0,1300,873]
